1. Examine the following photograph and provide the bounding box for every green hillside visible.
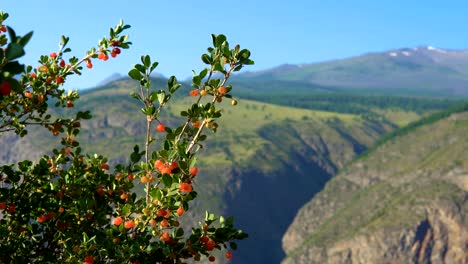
[282,105,468,264]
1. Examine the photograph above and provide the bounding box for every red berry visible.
[156,123,165,132]
[0,81,12,96]
[56,76,64,84]
[98,52,105,60]
[190,167,198,177]
[169,161,179,170]
[59,59,66,67]
[0,25,6,32]
[103,54,109,61]
[37,215,47,223]
[110,52,117,58]
[8,204,15,213]
[113,47,121,54]
[0,202,6,210]
[200,236,209,243]
[101,163,109,170]
[83,255,94,264]
[179,183,192,193]
[67,100,73,108]
[226,251,233,259]
[124,220,135,229]
[113,216,123,226]
[30,73,37,79]
[50,52,57,58]
[128,174,134,181]
[205,239,215,251]
[208,256,215,262]
[86,63,93,69]
[176,207,184,216]
[157,208,167,217]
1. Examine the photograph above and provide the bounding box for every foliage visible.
[0,10,253,263]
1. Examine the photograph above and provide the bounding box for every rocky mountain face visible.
[282,111,468,264]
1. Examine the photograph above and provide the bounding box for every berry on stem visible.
[189,89,199,96]
[113,216,123,226]
[179,183,192,193]
[156,123,165,132]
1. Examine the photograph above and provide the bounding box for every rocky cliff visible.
[282,111,468,264]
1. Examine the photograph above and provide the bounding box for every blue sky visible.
[2,0,468,89]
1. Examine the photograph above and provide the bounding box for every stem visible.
[145,116,152,203]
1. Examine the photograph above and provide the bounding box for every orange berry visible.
[192,121,202,128]
[179,183,192,193]
[50,52,57,58]
[190,167,198,177]
[226,251,232,259]
[140,176,149,183]
[149,219,157,227]
[120,193,128,200]
[37,215,47,223]
[160,231,170,242]
[98,52,105,60]
[160,166,172,175]
[124,220,135,229]
[218,86,228,95]
[24,91,33,98]
[189,89,199,96]
[64,148,71,155]
[156,123,165,132]
[86,62,93,69]
[58,207,65,213]
[154,160,164,170]
[113,216,123,226]
[160,219,169,227]
[30,72,37,79]
[176,207,184,216]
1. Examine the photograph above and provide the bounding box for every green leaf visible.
[5,43,25,60]
[230,242,238,250]
[201,54,211,64]
[122,204,132,216]
[142,55,151,68]
[215,34,227,47]
[150,61,159,72]
[128,68,142,80]
[162,174,172,187]
[19,31,33,47]
[135,64,146,73]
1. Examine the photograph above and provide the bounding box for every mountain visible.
[238,46,468,97]
[0,77,423,263]
[281,105,468,264]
